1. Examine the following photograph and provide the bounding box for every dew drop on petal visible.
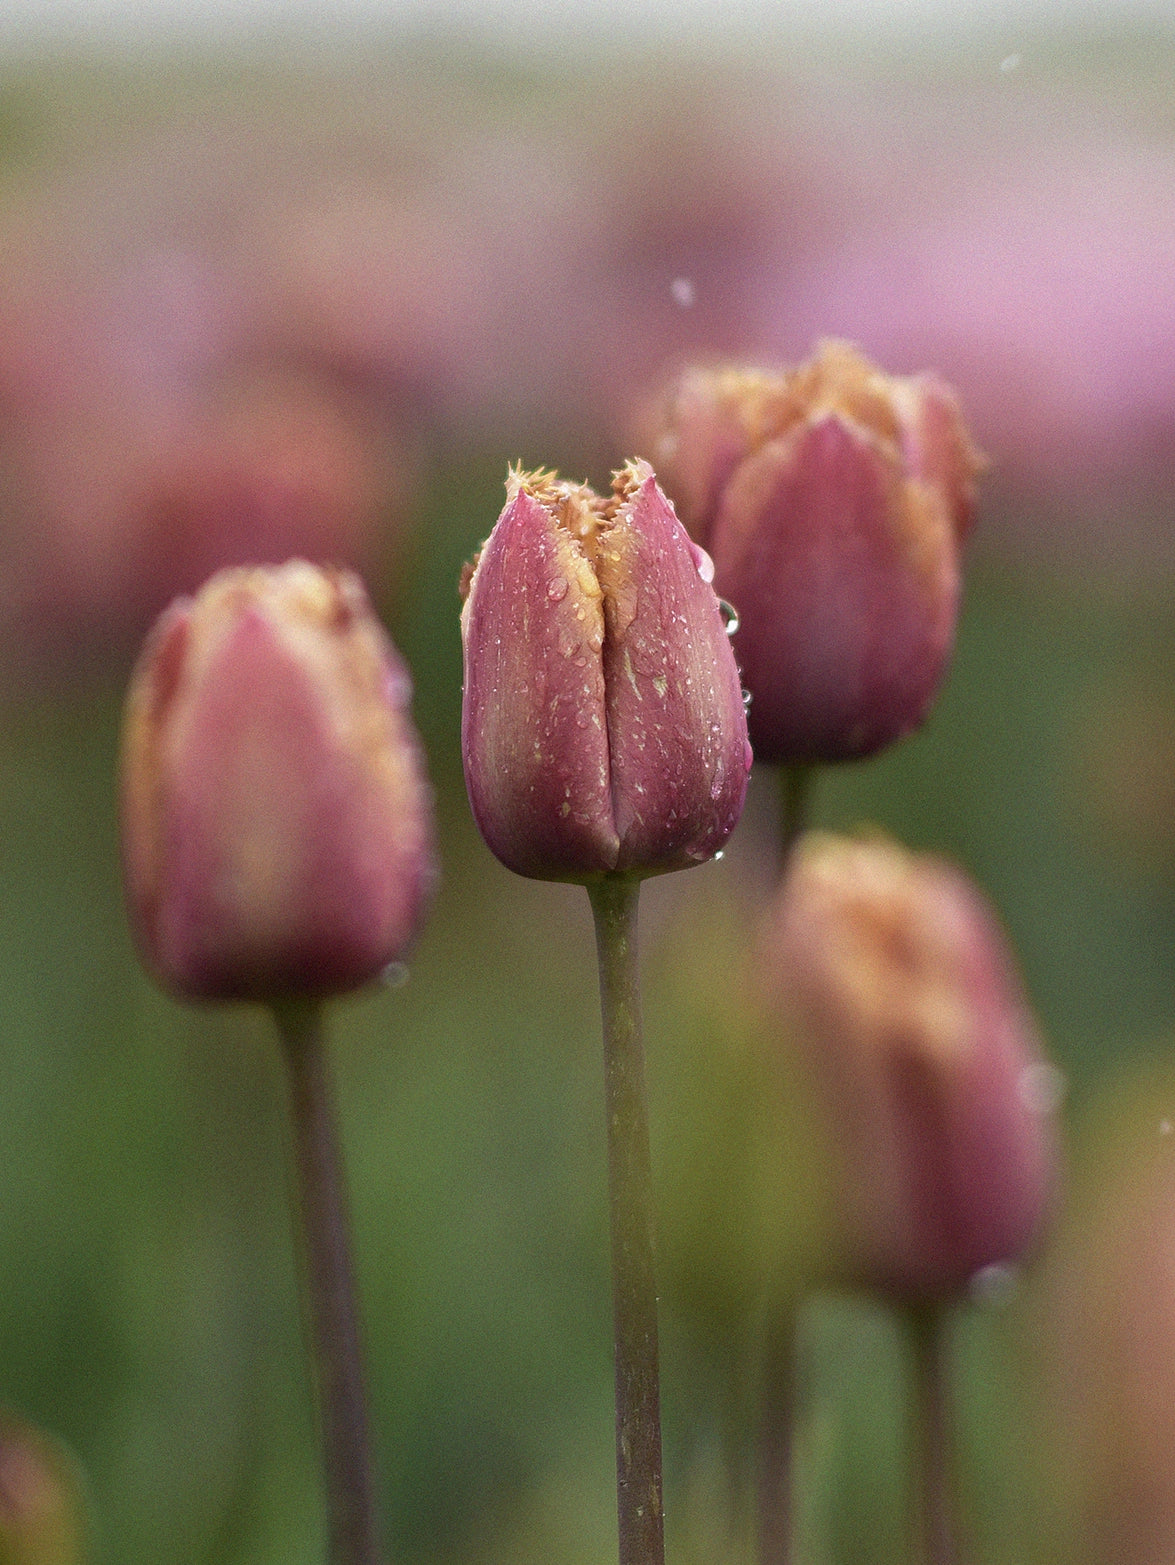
[690,541,715,584]
[718,599,739,636]
[546,576,569,603]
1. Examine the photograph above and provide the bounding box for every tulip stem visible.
[756,1307,796,1565]
[588,875,665,1565]
[274,998,386,1565]
[907,1302,960,1565]
[778,766,814,868]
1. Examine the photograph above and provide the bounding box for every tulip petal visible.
[599,465,751,872]
[461,483,618,879]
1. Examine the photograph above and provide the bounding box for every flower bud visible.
[0,1412,87,1565]
[755,832,1057,1301]
[460,461,751,881]
[121,560,434,1001]
[643,341,984,763]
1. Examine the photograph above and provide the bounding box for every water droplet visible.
[670,276,695,308]
[381,961,409,988]
[718,599,739,636]
[742,689,753,709]
[1018,1061,1066,1116]
[714,849,725,861]
[546,576,569,603]
[691,542,715,584]
[709,763,726,800]
[1161,1119,1172,1137]
[970,1262,1019,1308]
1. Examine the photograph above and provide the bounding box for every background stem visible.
[754,758,815,1565]
[756,1310,796,1565]
[778,765,814,870]
[588,876,665,1565]
[908,1302,960,1565]
[274,998,386,1565]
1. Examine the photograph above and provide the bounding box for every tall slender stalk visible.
[907,1303,960,1565]
[588,875,665,1565]
[778,765,814,869]
[755,1309,796,1565]
[274,998,386,1565]
[755,760,817,1565]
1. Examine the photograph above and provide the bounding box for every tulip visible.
[121,559,434,1002]
[121,560,435,1565]
[751,832,1058,1565]
[0,1413,87,1565]
[460,459,751,882]
[755,831,1057,1300]
[461,461,750,1565]
[643,340,984,765]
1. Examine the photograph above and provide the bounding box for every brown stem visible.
[274,998,386,1565]
[756,1309,796,1565]
[588,875,665,1565]
[908,1303,960,1565]
[778,766,814,871]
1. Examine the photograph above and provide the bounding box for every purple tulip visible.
[121,560,434,1001]
[755,831,1058,1301]
[644,341,984,764]
[460,460,751,882]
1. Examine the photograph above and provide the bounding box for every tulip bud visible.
[643,341,984,763]
[0,1412,87,1565]
[460,460,751,881]
[755,832,1057,1301]
[121,560,434,1001]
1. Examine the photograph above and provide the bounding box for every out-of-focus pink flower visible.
[460,461,751,882]
[760,119,1175,551]
[1031,1072,1175,1565]
[121,561,434,1002]
[642,342,982,764]
[755,831,1058,1301]
[0,1410,87,1565]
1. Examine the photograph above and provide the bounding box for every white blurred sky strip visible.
[0,0,1172,56]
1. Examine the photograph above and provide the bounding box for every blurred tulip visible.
[641,342,983,764]
[0,1412,87,1565]
[755,832,1058,1301]
[460,460,751,882]
[121,560,434,1001]
[1030,1070,1175,1565]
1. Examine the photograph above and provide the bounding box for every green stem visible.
[756,1309,796,1565]
[907,1303,959,1565]
[273,998,386,1565]
[778,766,814,869]
[588,876,665,1565]
[754,759,815,1565]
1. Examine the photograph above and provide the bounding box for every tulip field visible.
[0,20,1173,1565]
